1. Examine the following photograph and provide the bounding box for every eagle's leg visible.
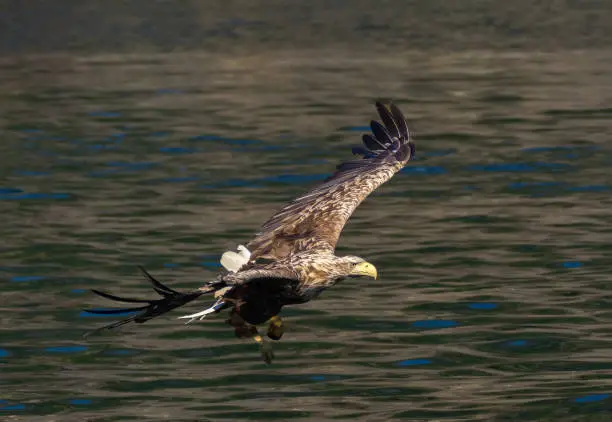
[253,330,274,364]
[227,309,274,364]
[267,315,284,340]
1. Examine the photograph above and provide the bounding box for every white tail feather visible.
[220,244,251,272]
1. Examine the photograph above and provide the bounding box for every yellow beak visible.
[350,261,378,280]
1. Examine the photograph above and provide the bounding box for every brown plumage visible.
[84,101,415,363]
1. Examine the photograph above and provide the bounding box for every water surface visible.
[2,14,612,422]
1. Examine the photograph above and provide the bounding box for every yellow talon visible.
[267,315,284,340]
[253,333,274,364]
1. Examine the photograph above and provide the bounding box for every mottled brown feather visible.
[246,102,414,261]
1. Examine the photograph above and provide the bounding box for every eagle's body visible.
[216,252,375,322]
[86,101,415,363]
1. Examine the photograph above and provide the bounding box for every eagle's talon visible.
[267,315,284,340]
[253,332,274,363]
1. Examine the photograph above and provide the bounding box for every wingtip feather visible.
[388,102,410,141]
[138,265,179,295]
[375,101,401,139]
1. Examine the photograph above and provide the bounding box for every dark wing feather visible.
[83,266,221,337]
[221,266,300,286]
[390,103,410,140]
[246,102,414,260]
[369,120,393,147]
[375,102,400,139]
[362,134,386,151]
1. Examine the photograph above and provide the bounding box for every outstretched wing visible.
[246,101,415,261]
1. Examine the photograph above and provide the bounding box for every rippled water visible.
[1,40,612,422]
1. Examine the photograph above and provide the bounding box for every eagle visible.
[85,101,415,363]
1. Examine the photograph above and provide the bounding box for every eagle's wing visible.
[246,102,414,261]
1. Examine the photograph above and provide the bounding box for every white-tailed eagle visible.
[85,101,415,363]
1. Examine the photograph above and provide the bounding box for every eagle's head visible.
[340,256,378,280]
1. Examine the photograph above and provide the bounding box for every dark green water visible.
[2,3,612,422]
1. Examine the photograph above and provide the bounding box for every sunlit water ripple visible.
[1,47,612,421]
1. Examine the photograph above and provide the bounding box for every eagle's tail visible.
[83,266,223,337]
